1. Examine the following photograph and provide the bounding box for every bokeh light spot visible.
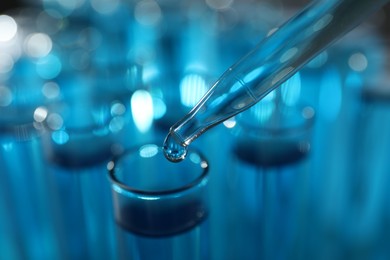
[205,0,234,10]
[51,130,69,145]
[0,53,14,74]
[47,113,64,130]
[139,144,159,158]
[0,15,17,42]
[223,117,236,128]
[348,52,368,72]
[134,0,162,26]
[25,33,53,58]
[33,106,48,122]
[131,90,153,133]
[42,81,60,99]
[180,74,208,108]
[36,54,62,79]
[111,102,126,116]
[109,116,125,133]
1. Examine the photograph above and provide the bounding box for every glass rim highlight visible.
[107,144,209,196]
[234,105,315,136]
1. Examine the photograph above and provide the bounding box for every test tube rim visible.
[234,105,315,137]
[107,144,209,196]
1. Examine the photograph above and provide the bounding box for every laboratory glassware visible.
[107,143,209,260]
[163,0,390,162]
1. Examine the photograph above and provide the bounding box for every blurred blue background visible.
[1,0,390,259]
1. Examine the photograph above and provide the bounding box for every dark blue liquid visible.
[116,200,207,237]
[233,139,310,167]
[43,134,113,169]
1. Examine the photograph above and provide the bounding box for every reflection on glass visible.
[108,144,209,260]
[108,144,209,236]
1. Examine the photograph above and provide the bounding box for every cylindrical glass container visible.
[108,143,209,259]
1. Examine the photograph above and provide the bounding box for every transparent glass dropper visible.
[163,0,389,162]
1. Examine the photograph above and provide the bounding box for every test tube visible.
[301,31,389,258]
[29,13,145,258]
[107,144,209,260]
[0,9,67,258]
[45,163,117,260]
[40,67,134,168]
[0,119,63,259]
[329,76,390,257]
[38,67,136,257]
[220,84,315,258]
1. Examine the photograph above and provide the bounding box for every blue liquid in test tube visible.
[108,144,209,260]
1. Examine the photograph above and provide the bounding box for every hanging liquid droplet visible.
[163,133,188,163]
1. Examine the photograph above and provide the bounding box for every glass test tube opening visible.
[39,67,135,169]
[232,103,315,167]
[107,144,209,237]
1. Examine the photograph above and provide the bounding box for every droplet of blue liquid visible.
[163,133,187,163]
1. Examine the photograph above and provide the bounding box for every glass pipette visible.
[163,0,390,162]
